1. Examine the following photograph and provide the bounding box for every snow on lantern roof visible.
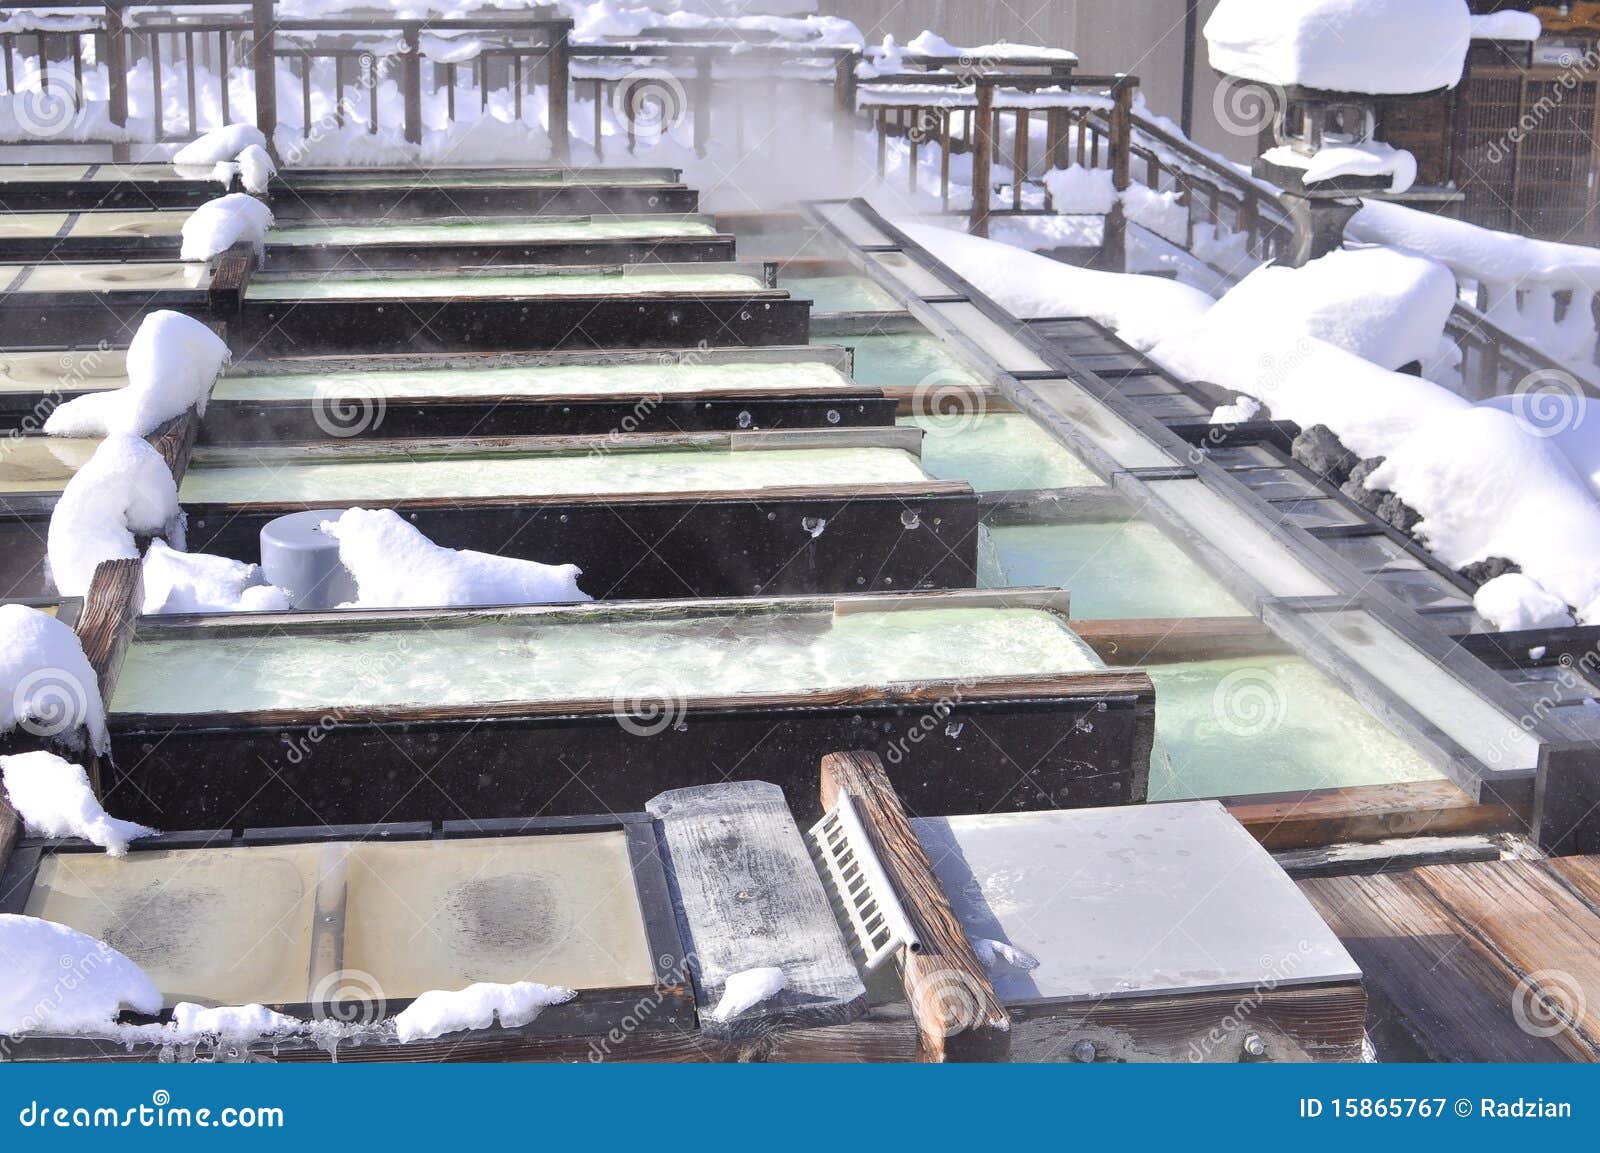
[1205,0,1472,96]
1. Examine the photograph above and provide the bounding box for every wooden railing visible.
[0,2,573,156]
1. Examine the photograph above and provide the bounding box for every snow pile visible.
[236,144,276,195]
[1152,326,1468,459]
[0,915,161,1036]
[903,30,1077,62]
[178,193,274,262]
[141,539,291,615]
[1480,394,1600,500]
[902,222,1214,351]
[1349,199,1600,373]
[168,1002,300,1042]
[320,508,589,609]
[1367,407,1600,617]
[45,310,229,438]
[0,605,109,755]
[971,937,1041,972]
[171,122,267,167]
[1211,395,1263,424]
[708,966,788,1022]
[1198,247,1457,371]
[1351,200,1600,293]
[1471,12,1542,41]
[394,981,576,1043]
[47,435,183,598]
[1473,573,1575,633]
[1261,141,1418,194]
[1,751,156,856]
[1042,166,1117,215]
[1205,0,1470,94]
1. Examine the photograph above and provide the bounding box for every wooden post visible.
[834,49,859,165]
[1103,77,1135,272]
[819,751,1011,1063]
[251,0,277,158]
[692,49,712,158]
[104,2,127,129]
[401,24,421,146]
[73,557,144,799]
[1012,107,1027,211]
[969,79,993,237]
[546,23,570,163]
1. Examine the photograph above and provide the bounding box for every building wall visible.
[818,0,1260,163]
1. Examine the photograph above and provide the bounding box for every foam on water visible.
[268,217,717,246]
[178,445,931,503]
[111,606,1100,715]
[1146,655,1444,800]
[244,272,763,301]
[983,521,1248,618]
[213,360,850,401]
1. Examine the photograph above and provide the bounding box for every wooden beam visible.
[969,81,994,238]
[1227,779,1526,851]
[72,557,142,799]
[820,750,1010,1062]
[1070,616,1286,665]
[546,26,570,163]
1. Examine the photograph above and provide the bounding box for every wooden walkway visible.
[1301,857,1600,1061]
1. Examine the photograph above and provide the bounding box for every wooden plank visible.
[1300,871,1574,1061]
[820,751,1009,1062]
[1227,779,1526,850]
[646,780,867,1041]
[1411,859,1600,1060]
[1071,615,1286,666]
[1008,981,1366,1063]
[74,557,143,709]
[1545,855,1600,914]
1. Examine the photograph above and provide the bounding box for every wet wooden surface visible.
[1302,856,1600,1061]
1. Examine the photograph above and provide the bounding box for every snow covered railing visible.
[856,70,1139,252]
[0,2,576,158]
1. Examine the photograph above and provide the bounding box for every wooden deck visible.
[1301,857,1600,1061]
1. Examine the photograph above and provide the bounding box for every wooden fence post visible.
[546,21,570,163]
[834,48,858,165]
[251,0,277,156]
[401,23,421,146]
[104,2,127,129]
[692,49,712,158]
[969,79,993,237]
[1102,76,1135,271]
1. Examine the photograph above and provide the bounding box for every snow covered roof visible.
[1205,0,1471,95]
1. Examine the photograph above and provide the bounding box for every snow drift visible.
[320,508,589,608]
[0,915,161,1036]
[0,604,109,755]
[1,750,156,856]
[901,222,1214,351]
[179,193,275,262]
[45,310,229,438]
[47,434,183,598]
[141,539,291,615]
[393,981,576,1043]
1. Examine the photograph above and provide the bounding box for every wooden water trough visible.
[0,209,740,269]
[200,346,893,442]
[177,427,977,599]
[0,757,1359,1063]
[0,257,810,352]
[91,585,1151,830]
[0,164,697,216]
